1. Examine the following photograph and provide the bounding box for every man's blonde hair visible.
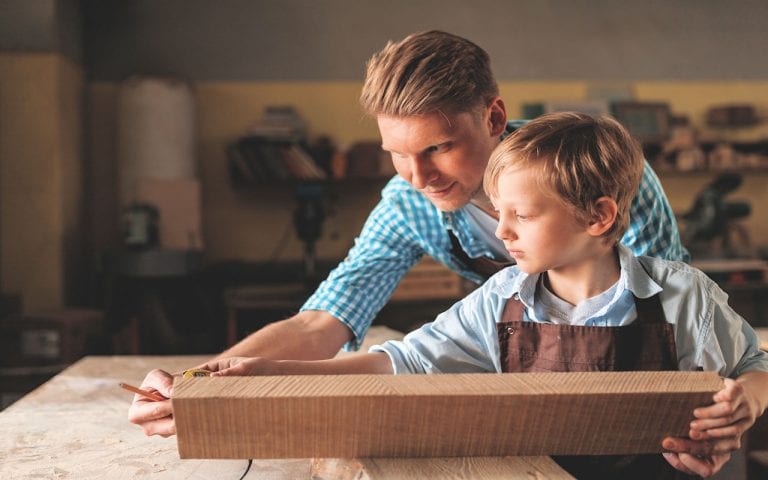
[360,31,498,117]
[484,112,644,243]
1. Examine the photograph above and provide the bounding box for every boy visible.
[204,112,768,478]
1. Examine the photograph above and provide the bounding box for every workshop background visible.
[1,0,767,406]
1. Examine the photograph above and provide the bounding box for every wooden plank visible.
[310,456,575,480]
[173,371,722,459]
[391,257,467,301]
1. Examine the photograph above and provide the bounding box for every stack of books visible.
[228,106,328,185]
[228,137,327,185]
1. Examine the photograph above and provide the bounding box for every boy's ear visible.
[587,197,618,237]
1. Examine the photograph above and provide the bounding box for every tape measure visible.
[182,368,211,378]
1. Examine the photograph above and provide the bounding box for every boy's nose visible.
[495,220,516,241]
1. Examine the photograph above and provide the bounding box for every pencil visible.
[119,382,167,402]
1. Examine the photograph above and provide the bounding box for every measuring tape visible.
[182,368,211,378]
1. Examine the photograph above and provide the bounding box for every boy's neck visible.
[542,246,621,306]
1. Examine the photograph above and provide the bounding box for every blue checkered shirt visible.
[302,121,689,350]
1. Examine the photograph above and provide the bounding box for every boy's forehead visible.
[495,167,549,199]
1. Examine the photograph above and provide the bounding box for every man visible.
[130,30,689,443]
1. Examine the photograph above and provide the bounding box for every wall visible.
[87,79,768,264]
[3,1,767,311]
[82,0,768,82]
[0,53,84,311]
[0,0,85,312]
[80,1,768,263]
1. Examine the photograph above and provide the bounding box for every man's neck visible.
[469,193,498,219]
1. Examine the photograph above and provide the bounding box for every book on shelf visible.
[227,136,327,185]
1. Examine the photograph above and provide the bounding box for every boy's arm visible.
[203,352,394,376]
[662,370,768,477]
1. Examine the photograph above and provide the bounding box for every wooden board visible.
[0,355,307,480]
[310,456,574,480]
[390,257,466,301]
[756,327,768,352]
[173,371,722,459]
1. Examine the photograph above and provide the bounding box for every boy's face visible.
[377,101,504,212]
[491,166,599,275]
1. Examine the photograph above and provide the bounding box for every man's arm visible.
[127,310,352,437]
[129,178,430,436]
[622,161,689,262]
[212,310,353,361]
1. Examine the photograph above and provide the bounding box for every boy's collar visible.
[503,244,663,307]
[618,244,663,299]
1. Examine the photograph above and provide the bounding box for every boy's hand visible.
[661,451,730,477]
[200,357,274,376]
[662,377,763,477]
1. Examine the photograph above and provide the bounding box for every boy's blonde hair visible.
[360,31,498,117]
[484,112,644,243]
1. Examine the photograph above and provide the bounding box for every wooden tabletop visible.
[0,327,571,479]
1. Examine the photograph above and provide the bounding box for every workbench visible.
[0,327,572,479]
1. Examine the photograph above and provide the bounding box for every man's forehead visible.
[378,112,473,147]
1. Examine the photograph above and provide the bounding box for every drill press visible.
[293,183,326,287]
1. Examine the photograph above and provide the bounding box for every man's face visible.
[378,104,503,212]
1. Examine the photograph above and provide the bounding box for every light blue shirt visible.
[302,121,689,350]
[371,245,768,378]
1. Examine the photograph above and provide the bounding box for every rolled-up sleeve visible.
[710,286,768,377]
[301,181,425,350]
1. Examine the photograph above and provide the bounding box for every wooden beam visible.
[173,371,721,459]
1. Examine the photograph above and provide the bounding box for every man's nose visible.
[410,156,437,189]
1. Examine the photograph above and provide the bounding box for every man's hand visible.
[201,357,274,376]
[662,376,766,477]
[127,369,176,437]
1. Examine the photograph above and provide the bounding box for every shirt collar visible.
[618,243,663,299]
[498,243,663,309]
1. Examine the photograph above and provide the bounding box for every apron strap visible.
[633,293,667,325]
[447,229,514,280]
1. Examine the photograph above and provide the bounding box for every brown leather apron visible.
[498,294,695,480]
[448,230,513,280]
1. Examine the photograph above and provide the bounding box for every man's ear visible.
[587,197,618,237]
[487,97,507,137]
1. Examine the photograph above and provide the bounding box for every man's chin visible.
[426,197,467,212]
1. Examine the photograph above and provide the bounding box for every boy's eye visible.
[516,214,529,220]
